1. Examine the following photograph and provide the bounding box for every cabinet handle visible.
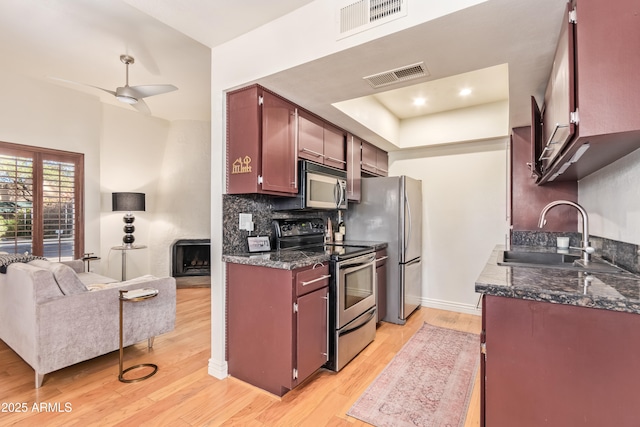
[325,156,346,164]
[301,148,324,158]
[300,274,331,286]
[323,291,329,361]
[363,162,377,168]
[538,123,569,162]
[375,255,389,262]
[377,167,388,173]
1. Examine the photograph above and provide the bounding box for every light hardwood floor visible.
[0,288,482,426]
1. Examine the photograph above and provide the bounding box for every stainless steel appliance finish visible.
[331,305,376,372]
[336,252,376,329]
[272,218,376,372]
[345,175,423,325]
[273,161,347,211]
[328,252,376,372]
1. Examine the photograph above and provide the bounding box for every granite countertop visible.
[476,245,640,314]
[223,240,387,270]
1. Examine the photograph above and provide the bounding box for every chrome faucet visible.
[538,200,594,263]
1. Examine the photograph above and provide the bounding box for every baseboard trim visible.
[208,357,228,379]
[421,297,482,316]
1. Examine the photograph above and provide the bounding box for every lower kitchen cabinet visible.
[482,295,640,427]
[375,249,388,323]
[226,262,329,396]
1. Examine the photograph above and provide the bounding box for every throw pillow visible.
[49,263,87,295]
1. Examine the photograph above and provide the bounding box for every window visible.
[0,142,84,261]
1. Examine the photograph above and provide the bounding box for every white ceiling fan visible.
[54,54,178,115]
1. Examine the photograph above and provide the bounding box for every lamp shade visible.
[112,192,145,212]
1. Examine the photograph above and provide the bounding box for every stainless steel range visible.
[273,218,377,372]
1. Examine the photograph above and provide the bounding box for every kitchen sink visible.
[498,250,625,274]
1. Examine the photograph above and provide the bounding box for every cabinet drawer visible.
[295,263,330,296]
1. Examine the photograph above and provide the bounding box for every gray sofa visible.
[0,259,176,387]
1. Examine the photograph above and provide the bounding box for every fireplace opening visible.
[171,239,210,277]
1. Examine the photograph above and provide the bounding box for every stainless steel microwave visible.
[273,161,347,211]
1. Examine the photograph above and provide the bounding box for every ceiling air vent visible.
[339,0,407,39]
[363,62,429,88]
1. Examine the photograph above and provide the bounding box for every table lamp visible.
[112,192,145,247]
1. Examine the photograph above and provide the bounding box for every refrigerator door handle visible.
[405,186,412,254]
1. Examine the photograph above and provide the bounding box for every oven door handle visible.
[340,307,377,336]
[342,260,375,275]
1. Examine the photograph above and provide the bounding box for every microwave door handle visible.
[337,181,345,208]
[334,180,340,208]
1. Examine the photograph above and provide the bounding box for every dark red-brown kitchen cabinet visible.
[298,111,346,171]
[323,123,346,170]
[226,262,329,396]
[227,85,298,195]
[298,111,325,163]
[375,248,388,323]
[537,0,640,183]
[481,295,640,426]
[361,140,388,177]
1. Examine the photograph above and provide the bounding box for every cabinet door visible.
[540,3,575,173]
[261,92,298,194]
[298,112,324,163]
[376,149,388,176]
[323,124,346,170]
[346,134,361,201]
[296,287,328,384]
[375,249,388,322]
[361,141,378,174]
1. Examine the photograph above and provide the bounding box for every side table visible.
[118,288,159,383]
[112,245,147,281]
[82,253,100,272]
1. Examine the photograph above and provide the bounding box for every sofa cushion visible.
[28,260,87,295]
[77,272,118,287]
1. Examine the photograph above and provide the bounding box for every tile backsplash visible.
[512,231,640,274]
[222,194,337,254]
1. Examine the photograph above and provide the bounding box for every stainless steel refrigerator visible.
[345,175,422,325]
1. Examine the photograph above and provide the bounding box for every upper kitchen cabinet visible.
[297,111,346,170]
[227,85,298,196]
[361,140,388,177]
[298,111,325,163]
[536,0,640,184]
[323,124,346,170]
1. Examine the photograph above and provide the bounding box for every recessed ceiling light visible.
[413,97,426,106]
[459,88,472,96]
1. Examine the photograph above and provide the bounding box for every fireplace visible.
[171,239,210,278]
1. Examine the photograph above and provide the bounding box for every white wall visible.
[0,72,103,261]
[390,138,509,313]
[99,105,170,279]
[399,101,509,148]
[99,106,211,280]
[579,147,640,244]
[148,120,211,277]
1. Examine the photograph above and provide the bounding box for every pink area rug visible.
[347,323,479,427]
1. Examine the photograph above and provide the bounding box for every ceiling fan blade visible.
[131,98,151,115]
[49,76,117,96]
[129,84,178,99]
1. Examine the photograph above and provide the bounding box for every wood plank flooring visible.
[0,288,482,426]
